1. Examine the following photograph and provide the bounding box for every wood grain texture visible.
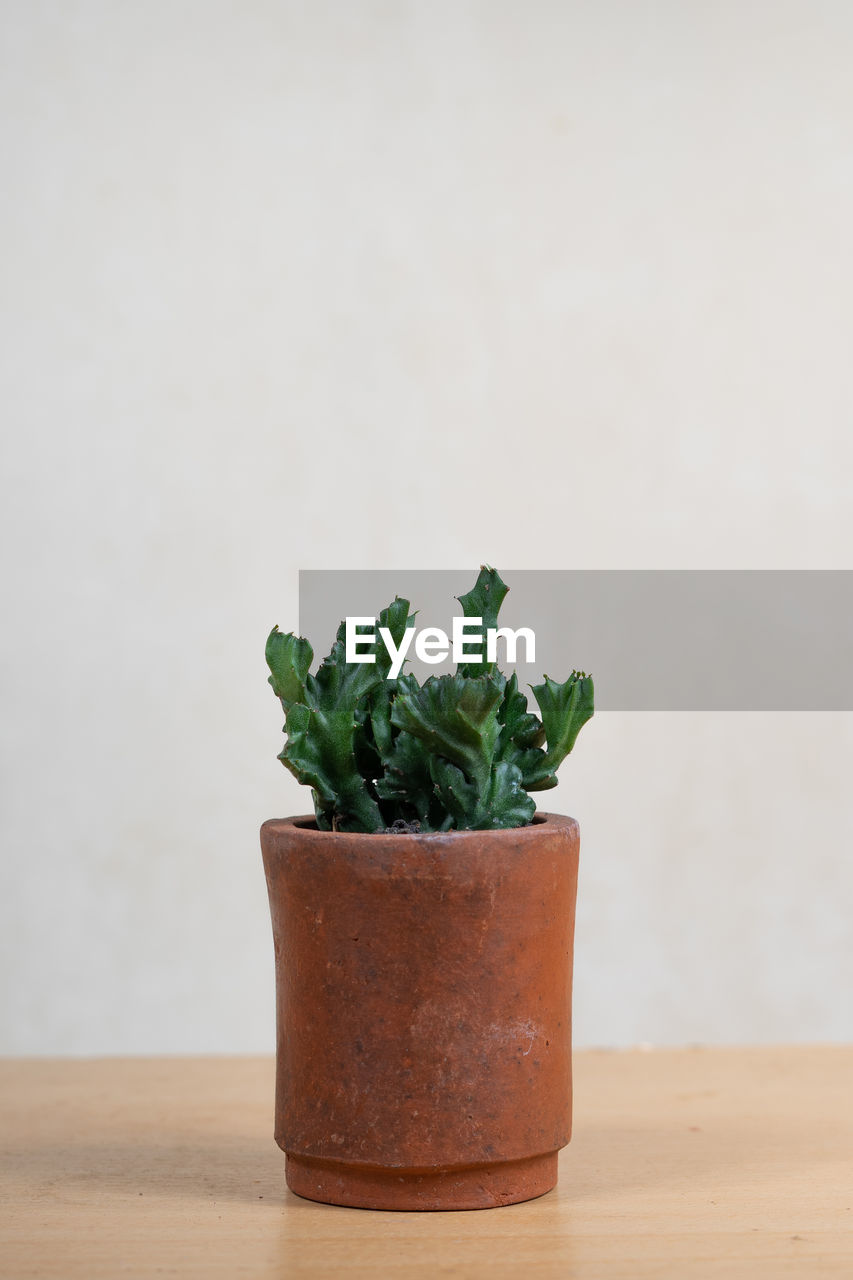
[1,1048,851,1278]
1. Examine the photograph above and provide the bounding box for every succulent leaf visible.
[525,672,595,789]
[265,571,593,831]
[429,756,535,829]
[428,757,479,827]
[478,760,537,828]
[456,565,509,677]
[390,672,503,794]
[498,672,546,751]
[280,633,387,831]
[374,728,437,827]
[265,628,313,709]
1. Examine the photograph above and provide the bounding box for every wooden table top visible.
[1,1047,851,1278]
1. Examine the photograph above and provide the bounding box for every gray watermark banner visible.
[297,571,853,710]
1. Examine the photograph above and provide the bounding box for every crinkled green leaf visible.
[479,760,537,828]
[265,628,313,709]
[281,632,385,831]
[431,757,535,829]
[377,597,416,679]
[390,672,503,793]
[428,757,479,828]
[498,672,545,751]
[524,672,595,790]
[374,728,436,826]
[266,569,593,832]
[494,672,553,791]
[335,596,415,681]
[456,566,509,678]
[368,671,420,766]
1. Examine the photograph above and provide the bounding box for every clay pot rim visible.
[261,811,578,845]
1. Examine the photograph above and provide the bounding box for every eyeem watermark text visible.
[345,616,536,679]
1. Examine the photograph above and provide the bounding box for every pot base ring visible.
[285,1150,559,1211]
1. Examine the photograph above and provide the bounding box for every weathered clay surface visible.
[260,813,580,1211]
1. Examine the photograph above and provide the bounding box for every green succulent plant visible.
[265,567,594,833]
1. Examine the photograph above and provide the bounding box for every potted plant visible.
[261,568,593,1210]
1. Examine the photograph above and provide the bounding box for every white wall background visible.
[1,0,851,1055]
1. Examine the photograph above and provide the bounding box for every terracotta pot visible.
[260,812,580,1211]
